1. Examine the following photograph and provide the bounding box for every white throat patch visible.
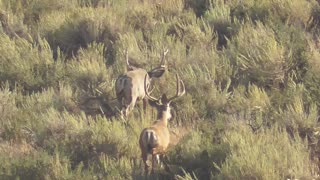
[164,105,171,120]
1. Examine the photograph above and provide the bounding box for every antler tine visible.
[163,48,169,56]
[125,49,130,67]
[168,74,185,103]
[160,48,169,67]
[144,74,158,101]
[125,49,137,71]
[179,76,186,97]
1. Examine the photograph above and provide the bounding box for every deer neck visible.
[157,106,171,127]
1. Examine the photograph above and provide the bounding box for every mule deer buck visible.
[115,49,169,118]
[139,73,185,174]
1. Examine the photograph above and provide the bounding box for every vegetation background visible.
[1,0,320,179]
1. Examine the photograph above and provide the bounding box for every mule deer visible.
[139,73,185,173]
[115,49,169,118]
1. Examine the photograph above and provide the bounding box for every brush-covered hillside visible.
[1,0,320,179]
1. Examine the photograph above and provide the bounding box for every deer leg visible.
[142,152,149,174]
[143,98,147,115]
[120,106,126,119]
[116,94,126,119]
[126,97,136,116]
[151,154,156,174]
[151,154,160,169]
[155,154,160,165]
[121,94,134,118]
[160,154,171,173]
[151,148,162,173]
[158,154,163,168]
[118,96,128,119]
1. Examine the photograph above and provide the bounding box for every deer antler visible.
[167,74,185,103]
[144,74,158,102]
[125,49,129,66]
[125,49,137,71]
[160,48,169,67]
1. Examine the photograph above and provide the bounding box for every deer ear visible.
[148,67,165,78]
[148,99,161,107]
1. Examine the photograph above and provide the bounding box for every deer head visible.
[144,73,185,121]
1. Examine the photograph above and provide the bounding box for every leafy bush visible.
[184,0,211,17]
[302,36,320,107]
[66,43,111,96]
[168,121,229,179]
[0,150,69,180]
[219,125,317,180]
[227,22,290,88]
[42,7,126,61]
[204,1,240,48]
[274,84,318,139]
[0,34,64,92]
[0,84,21,140]
[229,0,313,27]
[1,0,320,179]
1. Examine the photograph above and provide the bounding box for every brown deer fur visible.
[139,74,185,173]
[115,49,168,118]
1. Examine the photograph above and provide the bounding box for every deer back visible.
[139,123,170,154]
[150,122,170,149]
[115,68,150,100]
